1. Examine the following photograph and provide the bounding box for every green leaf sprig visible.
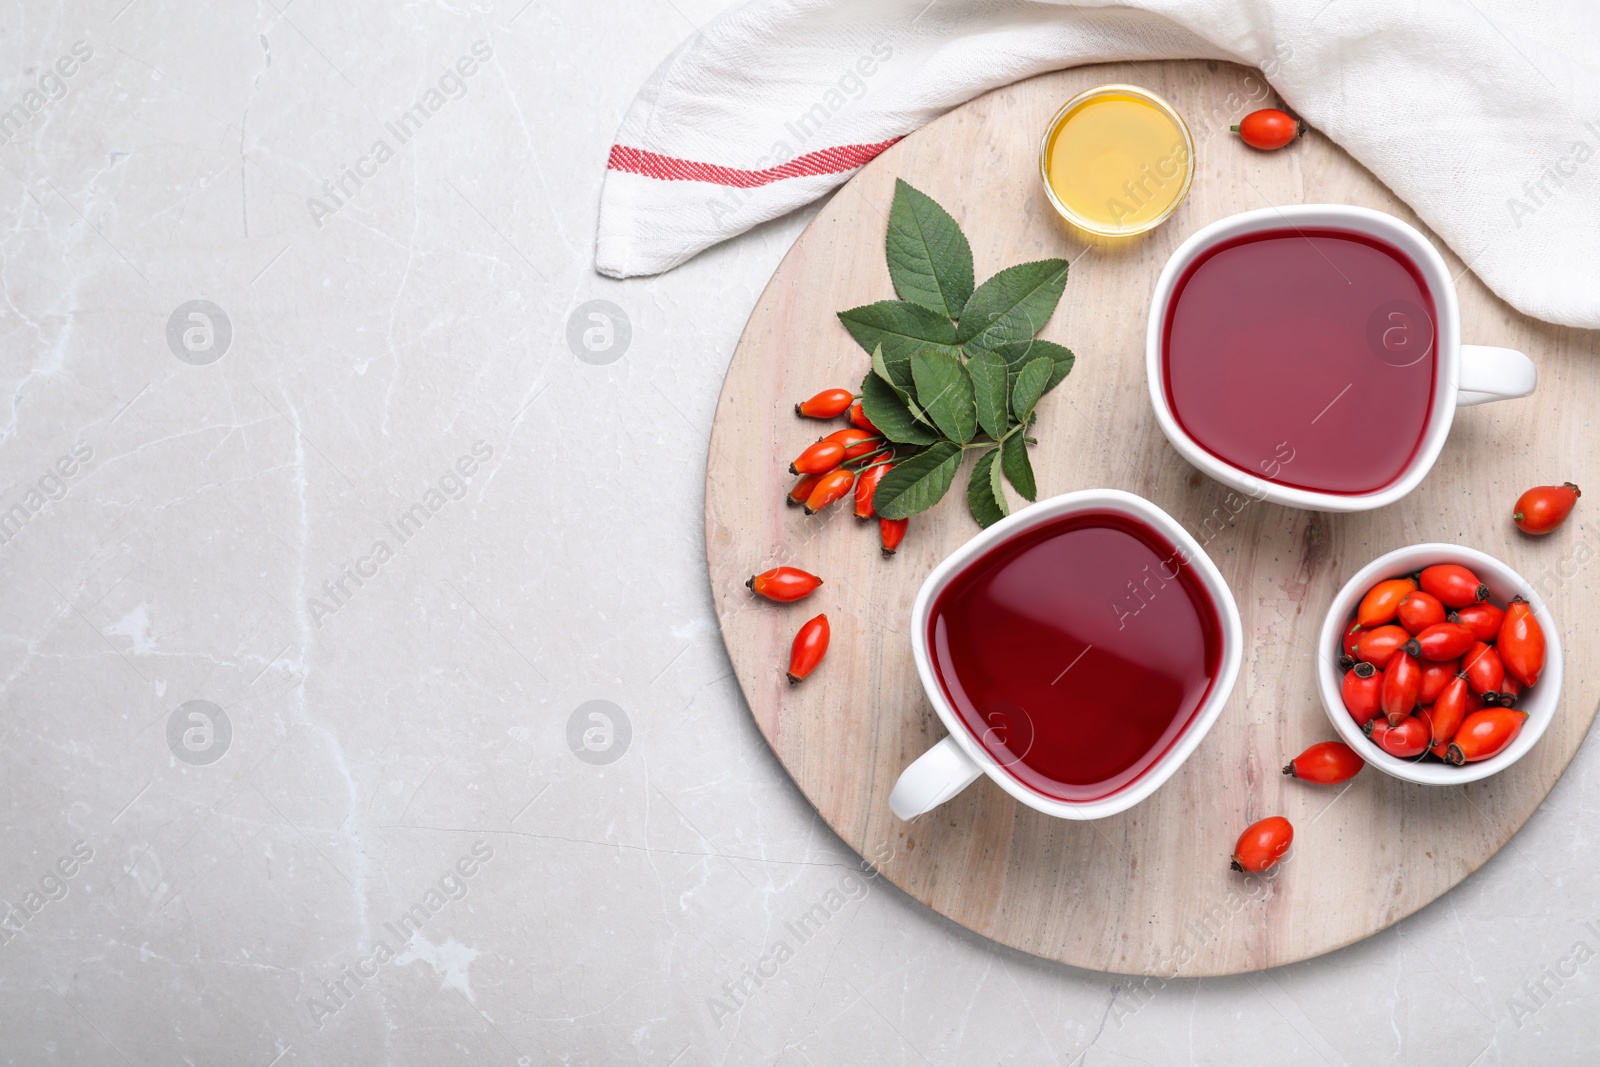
[838,179,1075,529]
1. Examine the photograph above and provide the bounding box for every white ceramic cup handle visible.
[1457,345,1536,407]
[889,735,983,820]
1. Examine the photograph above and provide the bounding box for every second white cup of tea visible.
[1145,204,1536,512]
[888,489,1242,822]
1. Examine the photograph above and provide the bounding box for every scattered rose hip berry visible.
[1231,816,1293,873]
[1283,741,1364,784]
[879,516,908,556]
[790,439,846,476]
[1232,109,1302,150]
[848,401,880,435]
[795,388,854,419]
[1513,482,1579,535]
[803,468,856,515]
[787,473,823,506]
[821,426,881,460]
[854,457,892,519]
[746,566,823,603]
[786,613,830,683]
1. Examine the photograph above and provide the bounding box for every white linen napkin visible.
[596,0,1600,329]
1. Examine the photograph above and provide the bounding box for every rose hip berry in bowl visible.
[1316,543,1563,785]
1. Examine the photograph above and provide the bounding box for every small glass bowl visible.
[1038,83,1196,239]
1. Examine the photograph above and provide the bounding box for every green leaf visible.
[955,260,1069,347]
[967,347,1011,440]
[838,301,959,367]
[967,447,1008,528]
[870,345,934,426]
[1001,433,1036,501]
[886,179,974,319]
[874,441,963,519]
[991,338,1075,394]
[911,350,976,444]
[1011,357,1053,422]
[991,437,1009,499]
[860,371,938,446]
[871,343,907,392]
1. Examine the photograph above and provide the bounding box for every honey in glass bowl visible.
[1040,84,1195,238]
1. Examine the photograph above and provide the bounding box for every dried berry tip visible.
[1282,762,1295,777]
[1352,661,1376,679]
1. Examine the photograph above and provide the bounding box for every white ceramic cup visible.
[1145,205,1537,512]
[888,489,1243,821]
[1316,543,1563,785]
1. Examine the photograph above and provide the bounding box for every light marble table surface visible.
[2,2,1598,1065]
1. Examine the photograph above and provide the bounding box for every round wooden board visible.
[704,60,1600,976]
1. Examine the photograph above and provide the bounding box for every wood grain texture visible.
[704,61,1600,976]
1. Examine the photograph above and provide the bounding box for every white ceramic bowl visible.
[1316,543,1563,784]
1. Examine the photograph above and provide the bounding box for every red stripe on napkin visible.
[607,139,900,188]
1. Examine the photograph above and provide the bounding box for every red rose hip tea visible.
[1160,228,1438,495]
[927,510,1224,802]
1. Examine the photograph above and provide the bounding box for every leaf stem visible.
[995,422,1027,444]
[850,454,896,473]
